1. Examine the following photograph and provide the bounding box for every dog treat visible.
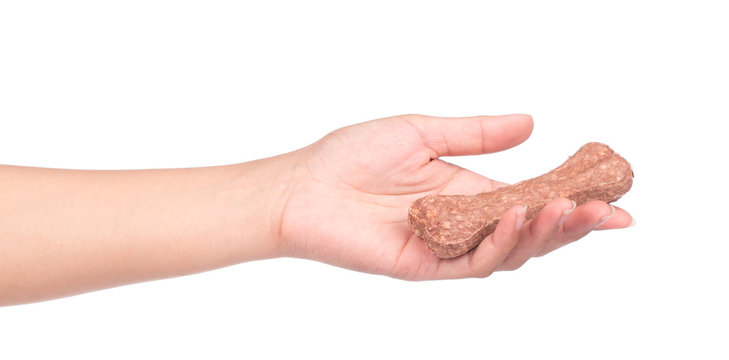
[407,142,633,259]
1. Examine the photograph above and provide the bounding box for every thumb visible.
[396,114,533,158]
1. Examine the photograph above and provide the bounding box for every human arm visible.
[0,157,294,306]
[0,114,633,306]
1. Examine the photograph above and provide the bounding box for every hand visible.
[277,114,633,280]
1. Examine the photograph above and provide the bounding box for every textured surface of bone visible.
[407,142,634,259]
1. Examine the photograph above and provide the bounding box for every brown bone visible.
[407,142,633,259]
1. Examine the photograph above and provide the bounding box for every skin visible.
[0,114,632,306]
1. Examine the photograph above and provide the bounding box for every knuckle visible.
[397,113,430,123]
[475,269,494,279]
[501,264,519,272]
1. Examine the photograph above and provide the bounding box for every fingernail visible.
[627,217,637,228]
[515,205,528,231]
[557,200,577,228]
[593,205,615,229]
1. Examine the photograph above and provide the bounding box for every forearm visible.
[0,156,294,306]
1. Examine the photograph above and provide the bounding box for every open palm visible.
[278,114,632,280]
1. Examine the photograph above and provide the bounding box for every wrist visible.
[227,150,306,261]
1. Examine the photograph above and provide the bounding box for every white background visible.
[1,1,727,358]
